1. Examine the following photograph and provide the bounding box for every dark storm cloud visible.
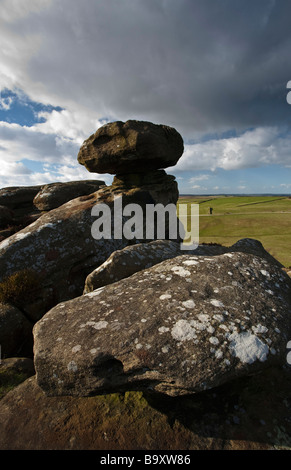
[3,0,290,140]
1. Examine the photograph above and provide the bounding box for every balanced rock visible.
[33,180,105,211]
[33,251,291,397]
[77,120,184,175]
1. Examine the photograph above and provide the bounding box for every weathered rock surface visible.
[33,179,105,211]
[84,238,282,293]
[0,303,33,357]
[0,191,130,321]
[77,120,184,174]
[0,185,43,209]
[84,240,182,293]
[1,367,291,450]
[34,251,291,398]
[111,170,179,206]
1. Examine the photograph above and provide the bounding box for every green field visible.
[177,195,291,268]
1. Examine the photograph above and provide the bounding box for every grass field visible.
[177,195,291,268]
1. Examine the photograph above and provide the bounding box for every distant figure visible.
[209,207,213,215]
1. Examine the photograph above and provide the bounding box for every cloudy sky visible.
[0,0,291,194]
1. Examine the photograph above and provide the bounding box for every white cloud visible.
[0,0,291,190]
[0,0,290,134]
[176,127,291,172]
[0,114,110,188]
[189,174,210,183]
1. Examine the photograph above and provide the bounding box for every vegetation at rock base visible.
[0,269,40,308]
[0,369,31,399]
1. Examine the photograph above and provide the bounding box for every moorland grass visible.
[177,196,291,267]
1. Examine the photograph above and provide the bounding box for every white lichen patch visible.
[80,320,108,330]
[228,331,269,364]
[210,299,225,308]
[182,299,195,309]
[72,345,81,353]
[209,337,219,345]
[158,326,170,333]
[182,260,199,266]
[67,361,78,372]
[252,324,268,334]
[159,294,172,300]
[171,266,191,277]
[171,320,197,341]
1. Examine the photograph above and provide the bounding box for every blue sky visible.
[0,0,291,194]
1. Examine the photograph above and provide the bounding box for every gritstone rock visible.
[77,120,184,175]
[33,251,291,398]
[33,180,105,211]
[1,368,291,450]
[84,238,282,293]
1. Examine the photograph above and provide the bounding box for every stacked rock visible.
[77,120,184,240]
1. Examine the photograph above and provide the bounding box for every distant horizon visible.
[179,193,291,197]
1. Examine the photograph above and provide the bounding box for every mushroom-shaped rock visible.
[77,120,184,175]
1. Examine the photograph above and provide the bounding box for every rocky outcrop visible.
[84,238,281,293]
[33,180,105,211]
[0,192,129,320]
[0,185,43,211]
[77,120,184,174]
[1,367,291,450]
[33,250,291,398]
[0,120,184,322]
[84,239,182,293]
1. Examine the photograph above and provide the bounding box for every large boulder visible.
[84,239,183,293]
[33,251,291,398]
[0,185,43,210]
[84,238,281,293]
[0,191,129,321]
[33,180,105,211]
[77,120,184,175]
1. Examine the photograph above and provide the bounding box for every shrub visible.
[0,269,40,307]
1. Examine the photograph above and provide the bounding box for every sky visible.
[0,0,291,195]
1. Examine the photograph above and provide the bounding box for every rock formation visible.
[1,366,291,450]
[77,120,184,174]
[83,238,282,293]
[0,120,184,353]
[34,250,291,398]
[33,179,105,211]
[1,119,291,450]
